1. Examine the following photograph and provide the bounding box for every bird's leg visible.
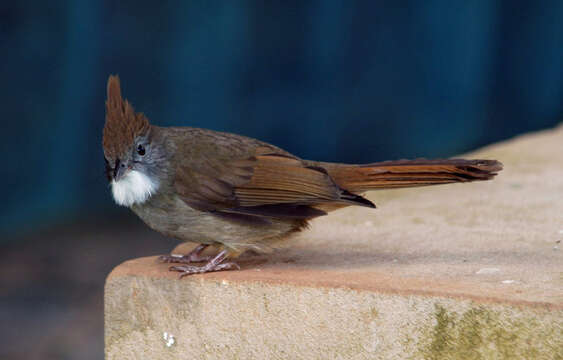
[168,250,240,277]
[159,244,212,264]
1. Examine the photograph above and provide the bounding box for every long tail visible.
[320,159,503,193]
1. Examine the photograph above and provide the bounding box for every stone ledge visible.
[106,124,563,359]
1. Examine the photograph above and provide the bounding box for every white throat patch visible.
[111,170,159,206]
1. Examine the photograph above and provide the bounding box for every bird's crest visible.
[103,75,150,160]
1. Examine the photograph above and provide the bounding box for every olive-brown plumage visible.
[102,75,503,276]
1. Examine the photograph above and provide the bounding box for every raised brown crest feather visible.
[103,75,150,160]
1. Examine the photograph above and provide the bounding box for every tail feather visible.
[321,159,503,193]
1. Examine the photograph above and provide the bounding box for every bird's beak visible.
[113,158,130,182]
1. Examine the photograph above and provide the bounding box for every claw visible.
[170,262,240,277]
[168,249,239,277]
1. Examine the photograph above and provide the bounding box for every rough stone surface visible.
[106,124,563,359]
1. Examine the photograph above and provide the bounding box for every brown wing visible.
[235,154,342,206]
[174,147,374,219]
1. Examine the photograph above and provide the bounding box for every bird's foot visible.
[168,250,239,277]
[159,244,212,264]
[159,253,213,264]
[169,262,240,277]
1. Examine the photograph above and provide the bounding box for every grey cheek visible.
[133,162,147,172]
[134,160,154,176]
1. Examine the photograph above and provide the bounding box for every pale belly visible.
[130,193,299,252]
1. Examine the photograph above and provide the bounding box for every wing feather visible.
[174,143,374,219]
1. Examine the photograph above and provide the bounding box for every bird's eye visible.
[137,144,146,156]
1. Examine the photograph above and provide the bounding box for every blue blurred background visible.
[0,1,561,359]
[2,0,562,239]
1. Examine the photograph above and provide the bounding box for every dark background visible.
[1,1,561,359]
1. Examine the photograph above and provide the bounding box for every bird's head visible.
[103,75,160,206]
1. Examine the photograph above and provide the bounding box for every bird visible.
[102,75,503,277]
